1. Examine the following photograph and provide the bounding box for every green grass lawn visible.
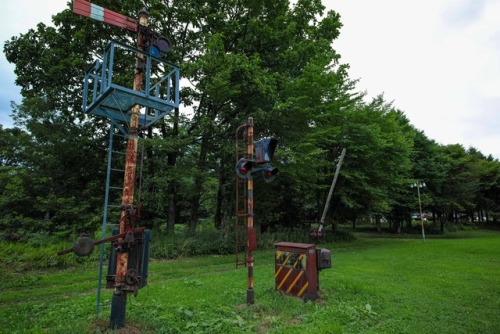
[1,230,499,333]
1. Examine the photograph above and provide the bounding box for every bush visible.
[150,229,237,259]
[149,226,355,260]
[331,229,356,242]
[2,224,356,269]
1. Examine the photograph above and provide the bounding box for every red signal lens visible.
[235,159,255,179]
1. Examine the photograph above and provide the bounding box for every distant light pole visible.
[411,180,426,241]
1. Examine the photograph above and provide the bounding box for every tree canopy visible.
[2,0,500,240]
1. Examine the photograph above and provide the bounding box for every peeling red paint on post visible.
[70,3,156,328]
[114,9,147,290]
[246,117,255,305]
[115,107,139,285]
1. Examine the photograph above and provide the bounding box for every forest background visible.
[1,0,500,253]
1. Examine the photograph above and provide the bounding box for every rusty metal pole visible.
[109,7,148,329]
[246,117,255,305]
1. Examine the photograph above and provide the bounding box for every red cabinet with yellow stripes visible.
[275,242,331,301]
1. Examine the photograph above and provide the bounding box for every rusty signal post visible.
[58,0,179,329]
[235,117,278,305]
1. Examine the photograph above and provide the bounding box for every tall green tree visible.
[433,144,479,229]
[2,0,142,235]
[466,148,500,223]
[329,97,414,231]
[167,0,346,233]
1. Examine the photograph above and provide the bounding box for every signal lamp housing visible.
[255,137,278,163]
[236,158,254,179]
[262,164,278,183]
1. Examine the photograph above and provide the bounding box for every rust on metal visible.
[57,227,146,256]
[114,9,147,290]
[247,227,256,251]
[246,117,255,305]
[235,123,249,268]
[274,242,318,301]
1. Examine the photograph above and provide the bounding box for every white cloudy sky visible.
[328,0,500,159]
[1,0,499,159]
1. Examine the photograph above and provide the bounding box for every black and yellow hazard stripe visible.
[274,251,292,279]
[275,253,306,296]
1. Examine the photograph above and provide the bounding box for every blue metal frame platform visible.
[83,40,180,129]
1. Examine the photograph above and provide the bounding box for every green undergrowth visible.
[1,230,499,333]
[148,228,354,260]
[0,240,98,272]
[0,226,355,272]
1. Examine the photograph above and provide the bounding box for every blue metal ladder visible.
[96,123,128,315]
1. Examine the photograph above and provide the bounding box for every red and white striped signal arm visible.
[73,0,137,32]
